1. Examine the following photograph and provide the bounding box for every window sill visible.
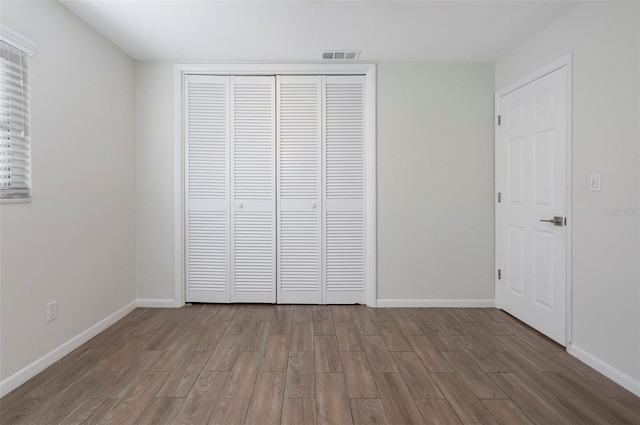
[0,197,32,204]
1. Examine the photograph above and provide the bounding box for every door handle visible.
[540,216,564,226]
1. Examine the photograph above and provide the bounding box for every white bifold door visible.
[185,74,366,305]
[186,75,276,303]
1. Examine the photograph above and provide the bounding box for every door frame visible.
[494,54,573,346]
[173,63,377,307]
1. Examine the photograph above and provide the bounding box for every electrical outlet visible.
[46,301,57,322]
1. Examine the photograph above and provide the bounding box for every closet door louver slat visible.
[185,75,231,302]
[277,76,322,304]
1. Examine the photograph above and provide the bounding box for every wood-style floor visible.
[1,305,639,425]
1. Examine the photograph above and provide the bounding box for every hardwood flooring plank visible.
[481,399,535,425]
[430,373,498,425]
[489,372,587,425]
[460,322,511,351]
[203,335,244,372]
[391,352,443,399]
[499,322,562,352]
[606,398,640,425]
[102,351,162,397]
[498,336,564,372]
[389,310,425,335]
[221,351,260,398]
[290,322,314,352]
[293,305,314,321]
[253,306,275,322]
[367,308,393,322]
[438,308,475,323]
[208,399,249,425]
[244,372,285,425]
[556,397,631,425]
[418,322,463,352]
[450,335,510,373]
[441,351,508,399]
[373,373,425,425]
[270,310,293,335]
[240,320,271,352]
[170,371,228,425]
[313,309,335,336]
[285,352,316,398]
[330,305,353,322]
[281,399,316,425]
[226,309,256,336]
[493,351,576,399]
[157,350,210,397]
[341,351,379,398]
[0,397,49,425]
[212,305,239,322]
[350,399,390,425]
[60,398,119,425]
[134,397,183,425]
[316,373,353,425]
[335,321,364,351]
[414,399,463,425]
[260,335,290,372]
[546,352,638,398]
[378,321,412,352]
[361,336,398,373]
[195,322,229,351]
[30,367,113,424]
[406,335,455,373]
[314,336,343,372]
[98,371,170,425]
[352,309,380,335]
[482,309,520,323]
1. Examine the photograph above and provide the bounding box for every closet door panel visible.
[324,76,366,304]
[231,76,277,303]
[277,76,322,304]
[185,75,231,303]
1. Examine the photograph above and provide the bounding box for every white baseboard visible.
[567,343,640,397]
[376,298,495,308]
[0,300,137,398]
[137,298,177,308]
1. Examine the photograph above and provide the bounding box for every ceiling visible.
[58,0,580,62]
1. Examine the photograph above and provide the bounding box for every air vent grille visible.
[322,51,360,60]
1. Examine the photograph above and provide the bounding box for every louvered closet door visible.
[185,75,231,303]
[231,76,277,303]
[277,76,322,304]
[324,76,366,304]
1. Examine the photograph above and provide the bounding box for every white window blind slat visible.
[0,40,31,200]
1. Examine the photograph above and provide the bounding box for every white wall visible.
[135,61,175,303]
[496,1,640,389]
[134,62,496,306]
[0,0,136,387]
[377,63,495,305]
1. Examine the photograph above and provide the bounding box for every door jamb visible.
[173,63,377,308]
[494,54,573,346]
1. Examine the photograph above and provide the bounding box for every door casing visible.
[495,54,573,346]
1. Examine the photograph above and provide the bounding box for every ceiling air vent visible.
[322,51,360,60]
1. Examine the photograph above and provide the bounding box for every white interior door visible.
[496,66,568,345]
[324,76,366,304]
[185,75,231,303]
[230,76,277,303]
[277,76,323,304]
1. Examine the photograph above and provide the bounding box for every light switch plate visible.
[590,173,601,192]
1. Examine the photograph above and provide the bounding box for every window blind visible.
[0,40,30,200]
